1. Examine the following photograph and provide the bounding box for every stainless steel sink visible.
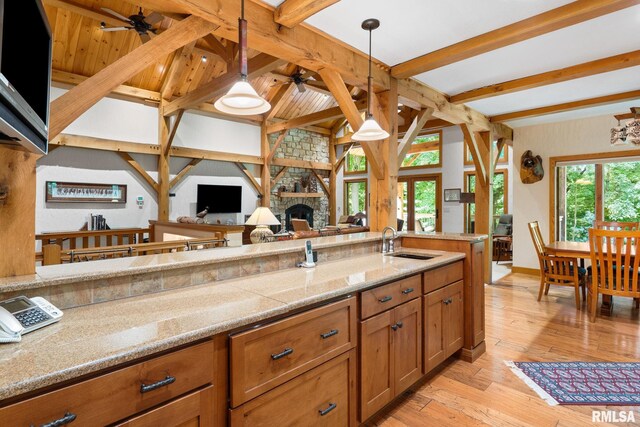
[387,253,437,260]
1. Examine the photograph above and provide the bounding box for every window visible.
[464,141,508,166]
[344,179,367,216]
[400,131,442,169]
[553,155,640,242]
[345,145,367,174]
[464,169,508,233]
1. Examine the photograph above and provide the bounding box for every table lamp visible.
[245,207,280,243]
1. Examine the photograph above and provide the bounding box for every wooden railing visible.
[41,235,227,265]
[36,228,150,263]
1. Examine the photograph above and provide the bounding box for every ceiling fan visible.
[99,7,164,43]
[271,72,311,93]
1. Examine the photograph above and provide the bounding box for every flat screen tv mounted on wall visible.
[0,0,52,154]
[197,185,242,214]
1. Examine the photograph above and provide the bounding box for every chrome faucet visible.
[382,226,397,254]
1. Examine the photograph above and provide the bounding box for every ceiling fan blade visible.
[139,33,151,44]
[101,26,132,32]
[296,82,306,93]
[101,8,133,24]
[145,12,164,25]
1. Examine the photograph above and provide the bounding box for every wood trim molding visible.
[391,0,640,78]
[511,267,541,276]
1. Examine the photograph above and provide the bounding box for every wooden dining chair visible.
[528,221,585,308]
[588,228,640,322]
[593,220,640,231]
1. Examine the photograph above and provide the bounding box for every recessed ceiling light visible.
[201,55,207,63]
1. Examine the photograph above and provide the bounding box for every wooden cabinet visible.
[359,298,422,421]
[230,350,356,426]
[360,275,421,319]
[116,386,214,427]
[230,297,356,407]
[424,280,464,373]
[0,341,215,427]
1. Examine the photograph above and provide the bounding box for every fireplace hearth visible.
[285,204,314,231]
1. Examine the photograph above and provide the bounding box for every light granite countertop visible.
[401,231,488,243]
[0,248,464,401]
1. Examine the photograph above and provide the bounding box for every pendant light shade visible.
[215,0,270,116]
[352,18,389,142]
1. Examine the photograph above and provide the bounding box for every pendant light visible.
[214,0,271,115]
[352,18,390,142]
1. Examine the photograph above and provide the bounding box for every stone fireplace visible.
[285,204,314,230]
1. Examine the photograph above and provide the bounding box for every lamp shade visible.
[626,119,640,145]
[352,117,390,141]
[245,207,280,226]
[214,81,271,115]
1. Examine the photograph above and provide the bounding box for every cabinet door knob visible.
[378,296,393,303]
[391,324,398,331]
[320,329,339,339]
[396,321,403,329]
[41,412,77,427]
[319,402,337,416]
[401,287,414,295]
[140,375,176,393]
[443,298,452,305]
[271,347,294,360]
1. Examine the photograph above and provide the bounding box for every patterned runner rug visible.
[506,361,640,405]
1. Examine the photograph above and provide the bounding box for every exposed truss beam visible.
[235,163,264,196]
[397,108,433,163]
[397,118,451,136]
[43,0,126,27]
[334,143,353,172]
[490,89,640,122]
[170,146,263,165]
[267,131,288,163]
[266,100,367,134]
[170,159,202,188]
[271,158,332,171]
[165,110,185,155]
[163,53,286,116]
[311,169,330,196]
[274,0,339,28]
[51,70,162,103]
[271,166,289,187]
[391,0,640,78]
[49,15,218,140]
[161,41,198,100]
[451,49,640,103]
[117,152,159,192]
[460,125,487,184]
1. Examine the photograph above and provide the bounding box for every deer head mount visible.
[520,150,544,184]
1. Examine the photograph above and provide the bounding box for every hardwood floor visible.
[367,273,640,427]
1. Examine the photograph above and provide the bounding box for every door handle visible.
[319,402,337,416]
[140,376,176,393]
[320,329,339,339]
[271,347,294,360]
[401,287,414,295]
[378,296,392,303]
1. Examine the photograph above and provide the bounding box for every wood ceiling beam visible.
[170,159,202,188]
[490,89,640,122]
[50,134,163,155]
[391,0,640,78]
[271,166,289,187]
[266,100,367,134]
[49,15,218,140]
[192,103,263,125]
[267,131,288,163]
[311,169,330,196]
[116,152,159,192]
[165,110,185,155]
[161,41,198,100]
[318,68,385,179]
[235,162,264,196]
[271,158,332,171]
[274,0,339,28]
[170,146,263,164]
[451,49,640,103]
[42,0,126,27]
[265,64,299,120]
[202,34,232,65]
[163,53,286,116]
[397,118,451,135]
[51,69,162,103]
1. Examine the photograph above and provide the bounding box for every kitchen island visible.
[0,232,485,426]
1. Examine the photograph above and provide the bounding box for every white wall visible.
[38,88,261,233]
[336,125,513,233]
[512,114,637,270]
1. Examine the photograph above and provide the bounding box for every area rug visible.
[506,361,640,405]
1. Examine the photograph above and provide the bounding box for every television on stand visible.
[0,0,52,154]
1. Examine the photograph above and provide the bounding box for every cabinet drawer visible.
[0,341,214,427]
[424,261,463,293]
[230,350,356,427]
[230,298,356,407]
[360,275,420,319]
[116,386,213,427]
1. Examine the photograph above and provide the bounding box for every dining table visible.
[545,241,620,316]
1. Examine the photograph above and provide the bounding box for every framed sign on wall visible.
[45,181,127,203]
[444,188,461,202]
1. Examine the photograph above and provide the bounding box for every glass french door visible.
[397,175,441,232]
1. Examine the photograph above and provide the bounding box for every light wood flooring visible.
[368,273,640,427]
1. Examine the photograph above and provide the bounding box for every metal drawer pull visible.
[401,288,414,295]
[320,329,339,339]
[378,296,393,303]
[41,412,77,427]
[271,347,294,360]
[140,375,176,393]
[319,403,337,416]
